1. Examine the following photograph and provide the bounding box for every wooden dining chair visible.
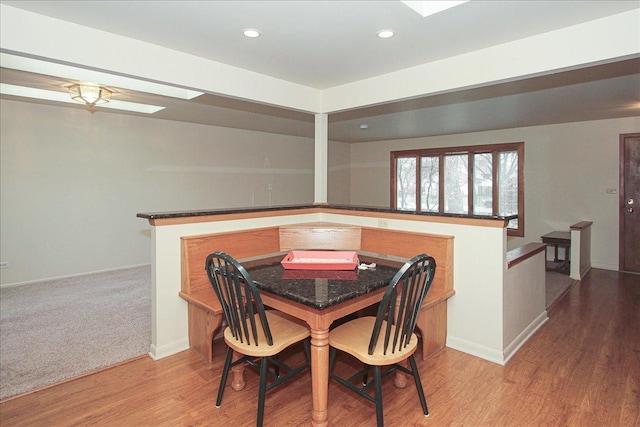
[206,251,311,427]
[328,253,436,427]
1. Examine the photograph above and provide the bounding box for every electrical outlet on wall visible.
[0,262,8,269]
[378,219,390,228]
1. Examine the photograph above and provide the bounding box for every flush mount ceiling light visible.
[376,29,395,39]
[243,28,261,38]
[0,83,165,114]
[68,83,112,108]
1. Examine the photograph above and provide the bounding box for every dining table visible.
[233,254,405,427]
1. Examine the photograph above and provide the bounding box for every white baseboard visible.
[0,263,151,288]
[502,311,548,364]
[445,336,506,366]
[591,262,618,272]
[447,311,548,366]
[148,338,190,360]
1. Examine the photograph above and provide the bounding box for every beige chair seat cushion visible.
[224,310,310,357]
[329,316,417,366]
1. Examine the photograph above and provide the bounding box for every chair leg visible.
[363,364,370,386]
[329,347,337,371]
[303,338,311,365]
[373,366,384,427]
[408,355,429,417]
[256,357,269,427]
[216,347,234,408]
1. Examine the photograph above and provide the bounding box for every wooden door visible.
[620,133,640,273]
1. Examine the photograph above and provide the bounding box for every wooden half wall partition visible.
[570,221,593,280]
[180,223,454,364]
[504,242,548,363]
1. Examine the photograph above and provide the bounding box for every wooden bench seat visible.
[178,289,223,365]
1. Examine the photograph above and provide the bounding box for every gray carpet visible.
[546,271,578,309]
[0,266,151,401]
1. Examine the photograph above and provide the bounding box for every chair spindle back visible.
[206,251,273,346]
[368,254,436,355]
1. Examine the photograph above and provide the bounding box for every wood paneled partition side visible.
[279,223,361,251]
[361,227,454,359]
[181,227,281,295]
[360,227,454,304]
[180,227,281,363]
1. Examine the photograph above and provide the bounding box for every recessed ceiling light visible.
[243,28,261,38]
[360,124,369,130]
[377,29,395,39]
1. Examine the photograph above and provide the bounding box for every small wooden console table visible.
[541,231,571,274]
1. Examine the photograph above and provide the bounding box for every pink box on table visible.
[281,250,359,271]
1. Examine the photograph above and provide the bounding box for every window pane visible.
[420,156,439,212]
[473,153,492,215]
[396,157,416,210]
[498,150,518,228]
[444,154,468,214]
[391,142,523,237]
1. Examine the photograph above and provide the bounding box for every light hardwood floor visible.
[1,268,638,426]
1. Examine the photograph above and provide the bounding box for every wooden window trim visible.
[391,142,524,237]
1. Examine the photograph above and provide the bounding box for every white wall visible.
[327,140,351,204]
[3,97,638,285]
[349,117,640,271]
[0,99,320,286]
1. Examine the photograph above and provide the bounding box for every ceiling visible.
[1,0,639,143]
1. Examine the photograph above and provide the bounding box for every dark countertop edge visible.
[570,220,593,230]
[136,204,316,219]
[136,204,517,222]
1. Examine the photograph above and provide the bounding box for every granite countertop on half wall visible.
[136,203,517,222]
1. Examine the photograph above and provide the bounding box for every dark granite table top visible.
[247,256,401,310]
